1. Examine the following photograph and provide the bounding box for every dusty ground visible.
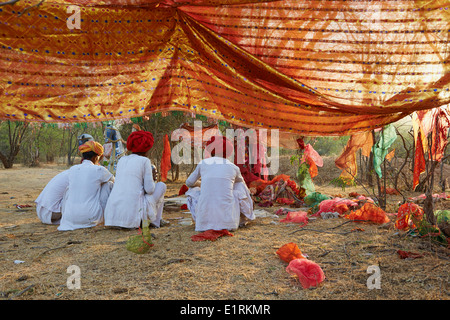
[0,162,449,303]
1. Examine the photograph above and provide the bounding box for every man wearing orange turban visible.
[105,130,167,229]
[78,140,104,161]
[185,134,255,232]
[58,140,114,231]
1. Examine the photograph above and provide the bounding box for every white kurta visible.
[104,154,166,229]
[185,156,255,231]
[58,160,114,231]
[35,170,70,224]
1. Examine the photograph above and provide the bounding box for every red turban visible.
[205,135,234,158]
[127,131,154,153]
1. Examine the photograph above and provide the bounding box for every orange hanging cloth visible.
[160,134,171,182]
[335,131,373,181]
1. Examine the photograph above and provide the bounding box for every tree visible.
[0,120,30,168]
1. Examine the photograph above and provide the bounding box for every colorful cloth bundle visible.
[345,202,391,224]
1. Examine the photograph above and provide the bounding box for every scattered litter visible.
[164,196,187,205]
[320,212,340,219]
[254,209,278,218]
[178,218,193,226]
[14,260,25,264]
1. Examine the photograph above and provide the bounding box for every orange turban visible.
[78,140,104,157]
[127,130,154,153]
[205,135,234,158]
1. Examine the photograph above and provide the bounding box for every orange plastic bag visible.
[286,258,325,289]
[345,202,390,224]
[276,243,306,263]
[395,203,424,230]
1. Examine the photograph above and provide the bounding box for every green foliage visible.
[330,176,356,191]
[312,136,350,156]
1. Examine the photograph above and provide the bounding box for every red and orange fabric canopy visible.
[0,0,449,135]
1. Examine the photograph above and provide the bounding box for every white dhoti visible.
[186,181,255,231]
[145,182,167,228]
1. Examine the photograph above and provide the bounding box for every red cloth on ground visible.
[286,258,325,289]
[276,243,306,263]
[191,229,233,241]
[160,134,171,182]
[397,250,424,259]
[127,130,154,153]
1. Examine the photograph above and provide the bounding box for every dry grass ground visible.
[0,159,449,302]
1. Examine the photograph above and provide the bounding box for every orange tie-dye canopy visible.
[0,0,449,136]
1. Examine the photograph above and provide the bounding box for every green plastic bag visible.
[304,192,330,207]
[126,220,154,254]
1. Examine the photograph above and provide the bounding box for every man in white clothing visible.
[104,130,167,229]
[185,135,255,232]
[58,141,114,231]
[35,170,69,225]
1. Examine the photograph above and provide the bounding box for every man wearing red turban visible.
[204,135,234,159]
[105,130,167,229]
[185,134,255,232]
[126,130,154,154]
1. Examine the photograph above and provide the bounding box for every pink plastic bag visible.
[280,211,309,226]
[286,258,325,289]
[313,198,358,217]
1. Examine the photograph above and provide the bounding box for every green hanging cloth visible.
[372,124,397,178]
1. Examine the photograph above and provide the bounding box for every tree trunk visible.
[0,121,30,169]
